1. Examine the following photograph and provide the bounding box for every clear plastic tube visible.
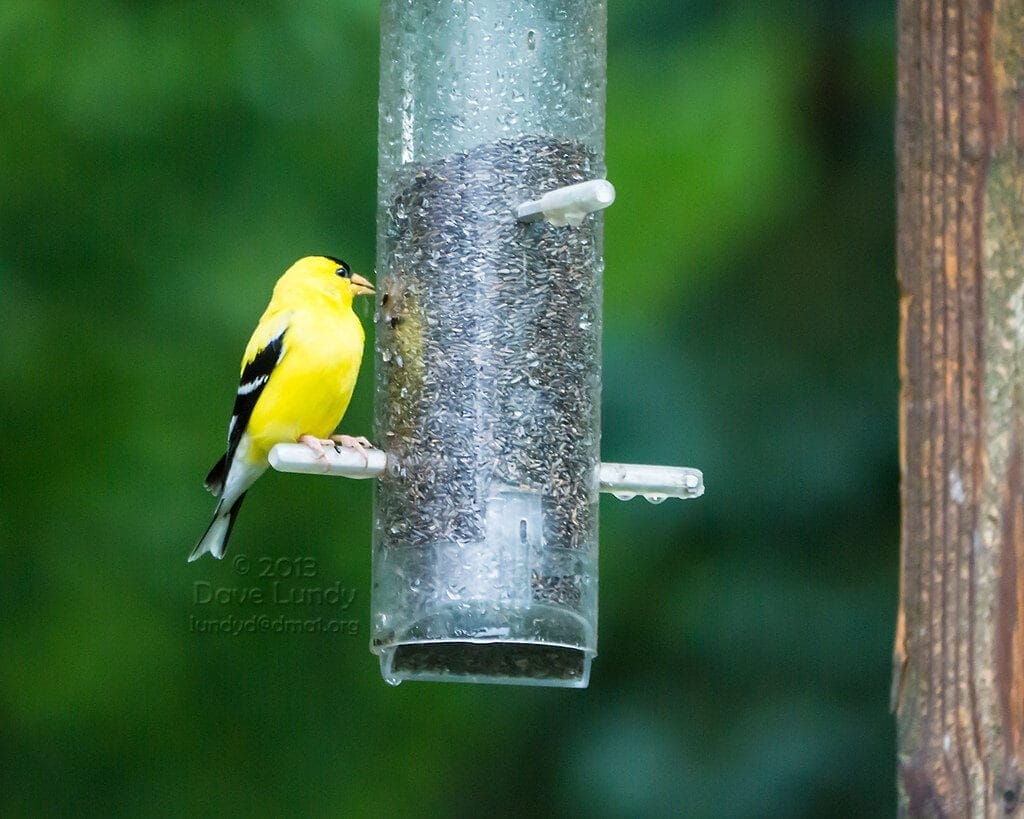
[372,0,607,687]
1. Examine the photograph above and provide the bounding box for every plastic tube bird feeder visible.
[270,0,702,688]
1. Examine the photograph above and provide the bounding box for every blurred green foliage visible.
[0,1,896,815]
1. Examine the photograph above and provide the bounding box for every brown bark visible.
[896,0,1024,815]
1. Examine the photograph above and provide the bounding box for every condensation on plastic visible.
[372,0,607,687]
[377,1,606,200]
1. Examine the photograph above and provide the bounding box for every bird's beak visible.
[350,273,375,297]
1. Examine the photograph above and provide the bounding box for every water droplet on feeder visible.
[644,494,667,505]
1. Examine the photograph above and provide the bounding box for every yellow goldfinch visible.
[189,255,375,562]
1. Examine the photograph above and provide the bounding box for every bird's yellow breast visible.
[245,301,366,462]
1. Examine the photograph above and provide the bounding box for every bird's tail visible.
[188,492,247,562]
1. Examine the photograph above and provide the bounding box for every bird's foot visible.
[299,434,335,473]
[330,434,373,465]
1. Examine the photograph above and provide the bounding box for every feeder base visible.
[378,641,592,688]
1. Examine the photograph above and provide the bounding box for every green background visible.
[0,1,897,815]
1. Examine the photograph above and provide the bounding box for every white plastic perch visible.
[598,462,704,502]
[516,179,616,227]
[268,444,387,478]
[269,444,703,502]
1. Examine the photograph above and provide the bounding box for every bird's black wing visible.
[204,325,287,496]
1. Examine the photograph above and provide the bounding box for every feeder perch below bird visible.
[270,446,704,504]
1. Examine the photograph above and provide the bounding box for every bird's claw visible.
[299,434,334,473]
[330,434,373,466]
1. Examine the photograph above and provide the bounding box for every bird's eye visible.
[335,263,352,279]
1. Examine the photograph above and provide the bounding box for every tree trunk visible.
[895,0,1024,815]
